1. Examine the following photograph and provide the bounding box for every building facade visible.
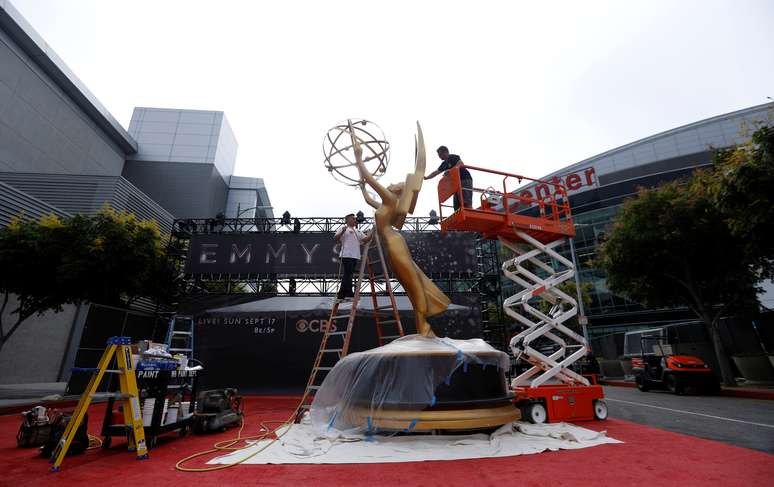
[123,107,273,220]
[0,2,271,228]
[507,102,774,340]
[0,0,272,384]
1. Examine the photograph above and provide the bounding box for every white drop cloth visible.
[208,420,621,465]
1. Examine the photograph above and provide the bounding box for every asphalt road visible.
[603,386,774,453]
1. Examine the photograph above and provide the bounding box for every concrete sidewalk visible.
[0,382,72,414]
[601,379,774,400]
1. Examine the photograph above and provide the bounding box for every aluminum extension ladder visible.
[50,336,148,471]
[296,230,404,421]
[165,315,195,363]
[502,230,590,387]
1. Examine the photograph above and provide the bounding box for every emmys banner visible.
[184,231,478,275]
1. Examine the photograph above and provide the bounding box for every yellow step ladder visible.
[50,336,148,472]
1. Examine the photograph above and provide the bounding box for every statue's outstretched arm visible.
[360,183,380,209]
[349,120,395,205]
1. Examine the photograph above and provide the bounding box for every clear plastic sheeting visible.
[208,419,622,465]
[310,335,510,436]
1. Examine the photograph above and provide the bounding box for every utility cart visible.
[100,366,201,448]
[627,327,719,395]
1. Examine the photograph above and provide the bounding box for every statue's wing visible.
[395,122,426,226]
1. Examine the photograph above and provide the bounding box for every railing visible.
[171,216,442,236]
[437,164,573,227]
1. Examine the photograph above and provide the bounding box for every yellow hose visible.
[87,434,103,450]
[174,418,291,471]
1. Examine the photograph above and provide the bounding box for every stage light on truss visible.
[281,211,291,225]
[356,210,366,224]
[428,209,439,225]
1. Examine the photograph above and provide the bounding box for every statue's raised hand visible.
[348,119,364,164]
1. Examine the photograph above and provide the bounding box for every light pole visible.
[568,228,590,344]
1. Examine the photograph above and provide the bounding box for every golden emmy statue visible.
[314,119,519,433]
[349,121,451,337]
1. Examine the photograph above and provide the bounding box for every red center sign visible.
[517,167,597,201]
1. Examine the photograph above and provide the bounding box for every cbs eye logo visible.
[296,319,336,333]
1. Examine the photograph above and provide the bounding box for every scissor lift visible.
[438,165,607,424]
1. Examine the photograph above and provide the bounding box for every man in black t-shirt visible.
[425,145,473,211]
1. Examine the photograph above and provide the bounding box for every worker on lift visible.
[425,146,473,211]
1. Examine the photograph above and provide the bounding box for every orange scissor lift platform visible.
[437,165,607,424]
[437,164,576,243]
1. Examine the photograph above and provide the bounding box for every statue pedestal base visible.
[344,350,520,432]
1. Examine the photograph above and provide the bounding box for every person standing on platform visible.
[335,213,371,301]
[424,145,473,211]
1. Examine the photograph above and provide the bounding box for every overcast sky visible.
[11,0,774,218]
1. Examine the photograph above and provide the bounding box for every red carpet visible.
[1,396,771,487]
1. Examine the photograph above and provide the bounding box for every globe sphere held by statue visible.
[323,118,390,186]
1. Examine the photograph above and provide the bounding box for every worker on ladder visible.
[335,213,372,301]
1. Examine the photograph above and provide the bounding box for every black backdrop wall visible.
[179,294,481,393]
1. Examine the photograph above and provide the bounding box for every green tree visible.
[598,179,761,386]
[0,208,180,353]
[705,125,774,287]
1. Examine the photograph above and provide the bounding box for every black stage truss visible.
[169,216,508,350]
